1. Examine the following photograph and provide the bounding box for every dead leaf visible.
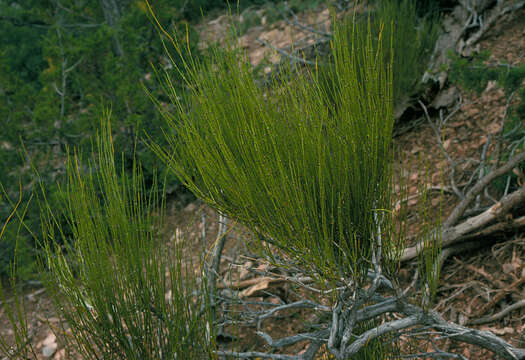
[484,80,498,93]
[481,326,515,335]
[256,263,268,272]
[512,247,522,270]
[240,278,271,298]
[239,261,254,280]
[43,333,56,346]
[54,349,66,360]
[502,263,514,274]
[487,121,501,134]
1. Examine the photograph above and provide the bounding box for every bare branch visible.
[444,146,525,228]
[343,316,420,357]
[419,100,463,199]
[216,350,300,359]
[402,185,525,262]
[256,329,329,349]
[468,299,525,326]
[217,339,323,360]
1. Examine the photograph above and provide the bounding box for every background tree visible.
[0,0,201,279]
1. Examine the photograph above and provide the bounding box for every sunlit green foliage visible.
[153,14,398,285]
[36,114,215,359]
[319,0,439,110]
[375,0,439,104]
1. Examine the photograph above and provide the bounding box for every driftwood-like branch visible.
[215,253,525,360]
[468,299,525,326]
[461,0,525,52]
[207,214,228,328]
[256,329,329,349]
[402,152,525,262]
[444,151,525,229]
[217,339,323,360]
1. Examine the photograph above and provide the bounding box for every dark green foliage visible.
[515,87,525,120]
[448,50,525,95]
[180,0,281,20]
[286,0,324,13]
[448,51,500,94]
[411,0,454,17]
[0,0,200,279]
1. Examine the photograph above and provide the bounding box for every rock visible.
[42,343,57,358]
[42,332,57,358]
[431,86,459,109]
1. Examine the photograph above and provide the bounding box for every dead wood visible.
[402,152,525,262]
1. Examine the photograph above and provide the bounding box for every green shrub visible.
[319,0,439,111]
[376,0,439,103]
[153,13,398,285]
[448,50,500,94]
[34,114,216,359]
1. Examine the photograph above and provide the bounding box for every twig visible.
[216,350,300,359]
[403,185,525,262]
[494,90,518,168]
[257,300,330,322]
[462,1,525,50]
[256,329,329,349]
[444,152,525,228]
[216,275,309,290]
[204,213,228,337]
[472,276,525,319]
[217,339,323,360]
[343,316,420,356]
[468,299,525,326]
[475,134,491,209]
[419,100,463,199]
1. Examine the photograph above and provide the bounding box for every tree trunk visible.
[99,0,124,57]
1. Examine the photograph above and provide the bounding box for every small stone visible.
[431,86,459,109]
[42,343,57,358]
[502,263,514,274]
